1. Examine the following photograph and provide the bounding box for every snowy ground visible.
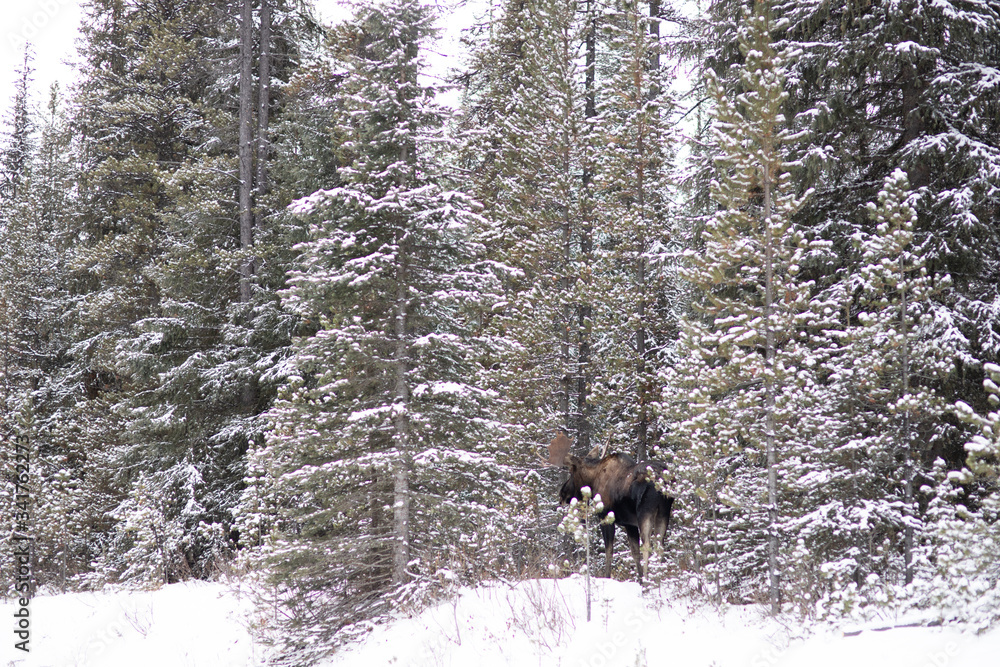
[2,576,999,667]
[322,576,1000,667]
[0,581,260,667]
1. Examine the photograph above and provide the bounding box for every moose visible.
[548,433,674,584]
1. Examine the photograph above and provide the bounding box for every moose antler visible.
[600,434,612,459]
[547,431,573,466]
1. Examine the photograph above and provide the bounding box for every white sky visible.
[0,0,484,122]
[1,0,83,111]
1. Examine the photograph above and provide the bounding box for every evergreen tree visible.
[659,2,814,611]
[673,0,997,615]
[459,0,613,576]
[65,0,236,584]
[803,170,960,618]
[745,0,998,430]
[590,0,678,461]
[465,0,597,454]
[239,1,512,657]
[0,67,87,592]
[0,48,47,407]
[932,365,1000,626]
[0,47,33,203]
[62,0,310,584]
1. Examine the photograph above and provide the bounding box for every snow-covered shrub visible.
[907,365,1000,628]
[87,464,220,588]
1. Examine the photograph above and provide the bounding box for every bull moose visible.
[549,433,674,583]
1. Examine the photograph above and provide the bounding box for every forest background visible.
[1,0,1000,665]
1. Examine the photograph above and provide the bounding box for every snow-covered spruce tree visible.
[0,47,33,204]
[240,0,512,657]
[804,170,960,619]
[714,0,1000,433]
[658,2,816,612]
[590,0,679,463]
[0,61,82,592]
[928,367,1000,627]
[682,1,999,502]
[60,0,230,585]
[0,47,41,405]
[464,0,598,453]
[65,0,312,585]
[457,0,605,576]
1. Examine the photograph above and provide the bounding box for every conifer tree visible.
[64,0,237,584]
[808,170,961,617]
[0,67,80,592]
[0,48,33,203]
[590,0,678,461]
[677,0,995,614]
[0,48,38,405]
[239,1,512,657]
[464,0,598,455]
[698,0,1000,432]
[660,2,813,611]
[62,0,310,584]
[934,366,1000,626]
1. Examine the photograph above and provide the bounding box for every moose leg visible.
[638,516,656,584]
[624,525,641,583]
[601,523,615,578]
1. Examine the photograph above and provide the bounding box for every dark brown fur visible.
[560,452,673,583]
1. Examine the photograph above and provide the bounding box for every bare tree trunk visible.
[636,0,660,462]
[577,0,596,451]
[763,154,780,615]
[256,0,271,208]
[560,95,572,438]
[238,0,254,303]
[901,265,914,584]
[636,247,648,462]
[648,0,660,84]
[901,63,929,189]
[392,247,411,585]
[392,450,411,585]
[391,16,415,574]
[561,204,572,436]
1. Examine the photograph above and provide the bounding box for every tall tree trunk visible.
[763,155,780,615]
[392,28,415,579]
[256,0,271,209]
[392,247,411,585]
[238,0,254,303]
[901,62,929,189]
[901,265,914,584]
[577,0,597,451]
[648,0,660,92]
[636,251,648,461]
[635,118,648,460]
[561,198,572,436]
[636,0,660,462]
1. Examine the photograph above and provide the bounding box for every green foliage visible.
[659,2,816,603]
[589,0,679,459]
[0,0,997,640]
[925,367,1000,627]
[465,0,598,452]
[234,1,517,659]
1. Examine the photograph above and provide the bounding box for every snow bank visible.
[322,576,1000,667]
[0,581,259,666]
[2,576,999,666]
